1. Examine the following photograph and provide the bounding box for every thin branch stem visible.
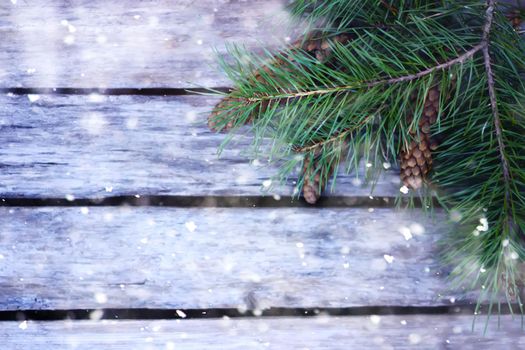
[293,128,351,153]
[481,0,513,210]
[247,42,484,102]
[292,114,374,153]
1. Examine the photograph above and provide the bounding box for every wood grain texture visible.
[2,315,524,349]
[0,0,291,88]
[0,207,461,310]
[0,94,401,198]
[0,0,520,90]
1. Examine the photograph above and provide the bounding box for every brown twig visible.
[293,128,351,153]
[481,0,513,209]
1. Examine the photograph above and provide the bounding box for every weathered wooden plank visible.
[2,315,523,349]
[0,207,460,310]
[0,0,291,88]
[0,1,521,89]
[0,94,401,198]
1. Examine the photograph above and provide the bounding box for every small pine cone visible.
[253,32,352,83]
[208,97,252,132]
[209,32,352,133]
[299,32,352,62]
[302,156,323,204]
[400,84,443,190]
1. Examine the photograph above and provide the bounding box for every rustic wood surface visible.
[2,0,524,346]
[0,94,401,198]
[0,0,519,89]
[0,0,292,88]
[2,315,523,349]
[0,207,462,310]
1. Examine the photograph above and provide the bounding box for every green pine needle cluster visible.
[210,0,525,326]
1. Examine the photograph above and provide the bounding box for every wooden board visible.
[0,207,460,310]
[0,0,291,88]
[0,0,520,90]
[2,315,524,349]
[0,94,401,198]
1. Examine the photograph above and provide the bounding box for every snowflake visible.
[185,221,197,232]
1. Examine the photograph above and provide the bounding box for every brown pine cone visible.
[400,84,442,190]
[296,32,352,63]
[208,97,252,132]
[300,139,347,204]
[208,32,352,132]
[302,155,324,204]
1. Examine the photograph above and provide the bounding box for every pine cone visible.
[208,32,351,132]
[302,155,324,204]
[296,32,352,63]
[300,139,347,204]
[400,85,442,190]
[208,97,252,132]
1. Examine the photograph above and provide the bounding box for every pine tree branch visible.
[246,1,502,103]
[481,0,513,209]
[247,43,484,102]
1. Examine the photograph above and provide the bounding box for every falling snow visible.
[408,333,422,344]
[398,226,413,241]
[175,310,187,318]
[27,94,40,102]
[94,292,108,304]
[477,217,489,232]
[90,310,104,321]
[409,223,425,235]
[64,35,75,45]
[370,315,381,325]
[185,221,197,232]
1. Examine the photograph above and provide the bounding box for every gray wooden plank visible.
[1,315,523,349]
[0,94,401,198]
[0,1,521,89]
[0,0,291,88]
[0,207,460,310]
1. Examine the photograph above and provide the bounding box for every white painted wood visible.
[2,315,523,349]
[0,207,460,310]
[0,0,292,88]
[0,94,401,198]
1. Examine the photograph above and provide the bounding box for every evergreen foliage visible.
[209,0,525,326]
